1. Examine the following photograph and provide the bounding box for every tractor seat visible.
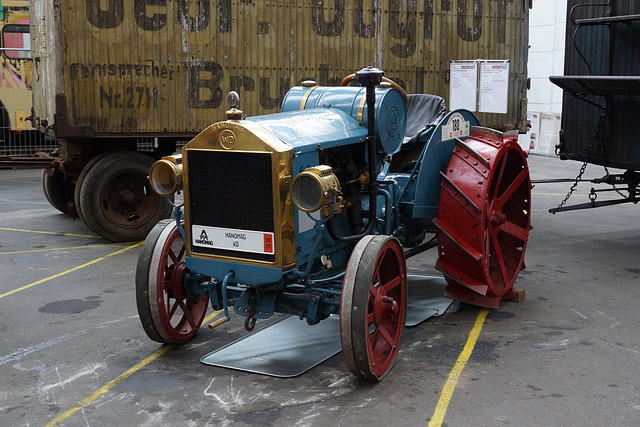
[389,94,447,172]
[403,94,447,145]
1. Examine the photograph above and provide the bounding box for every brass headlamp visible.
[148,154,183,197]
[291,165,341,214]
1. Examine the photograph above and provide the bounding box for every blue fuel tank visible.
[281,85,407,155]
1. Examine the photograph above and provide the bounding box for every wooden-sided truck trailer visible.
[28,0,530,242]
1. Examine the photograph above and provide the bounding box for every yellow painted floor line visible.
[43,344,175,427]
[0,179,41,184]
[0,242,142,300]
[0,243,124,255]
[428,307,489,427]
[0,226,99,239]
[44,310,222,426]
[0,198,50,205]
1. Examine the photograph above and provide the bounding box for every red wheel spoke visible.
[168,248,179,265]
[370,326,379,342]
[367,311,375,326]
[375,322,395,347]
[500,219,528,241]
[492,157,508,199]
[162,296,171,313]
[491,233,510,285]
[485,224,492,257]
[369,281,378,299]
[382,275,402,293]
[160,276,171,292]
[168,298,179,317]
[176,298,187,312]
[373,268,382,287]
[374,254,386,277]
[179,301,197,328]
[498,167,527,206]
[176,244,185,262]
[185,313,195,328]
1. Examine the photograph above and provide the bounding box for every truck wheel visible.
[78,151,172,242]
[41,169,76,216]
[433,129,531,308]
[135,219,209,344]
[340,235,407,382]
[74,151,112,224]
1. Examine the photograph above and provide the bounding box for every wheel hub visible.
[118,188,137,205]
[165,262,187,301]
[372,289,398,324]
[109,181,143,211]
[490,210,507,226]
[100,172,159,228]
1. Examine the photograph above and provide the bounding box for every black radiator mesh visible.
[187,150,275,261]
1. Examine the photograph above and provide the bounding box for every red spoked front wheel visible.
[136,219,209,343]
[340,235,407,381]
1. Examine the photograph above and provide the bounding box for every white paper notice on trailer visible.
[479,61,510,114]
[449,62,478,111]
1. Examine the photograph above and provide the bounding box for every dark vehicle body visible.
[550,0,640,210]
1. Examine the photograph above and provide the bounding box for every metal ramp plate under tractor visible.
[200,274,451,377]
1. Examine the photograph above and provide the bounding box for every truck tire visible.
[77,151,172,242]
[73,151,113,224]
[41,169,76,216]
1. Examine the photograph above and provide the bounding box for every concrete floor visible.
[1,154,639,426]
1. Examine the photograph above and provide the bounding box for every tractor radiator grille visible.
[187,150,275,262]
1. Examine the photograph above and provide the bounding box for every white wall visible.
[528,0,567,113]
[520,0,567,154]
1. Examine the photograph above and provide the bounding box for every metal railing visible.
[0,106,55,156]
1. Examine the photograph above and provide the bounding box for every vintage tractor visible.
[135,67,531,381]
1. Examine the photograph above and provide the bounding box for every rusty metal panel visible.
[31,0,529,138]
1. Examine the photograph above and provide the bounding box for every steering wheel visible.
[340,73,408,103]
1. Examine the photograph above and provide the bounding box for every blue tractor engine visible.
[137,67,532,381]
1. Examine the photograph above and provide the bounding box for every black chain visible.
[552,155,591,213]
[599,145,627,199]
[552,114,604,213]
[553,111,630,211]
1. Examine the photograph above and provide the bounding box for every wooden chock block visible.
[510,288,525,302]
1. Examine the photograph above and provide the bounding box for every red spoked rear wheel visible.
[434,128,531,308]
[341,235,407,381]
